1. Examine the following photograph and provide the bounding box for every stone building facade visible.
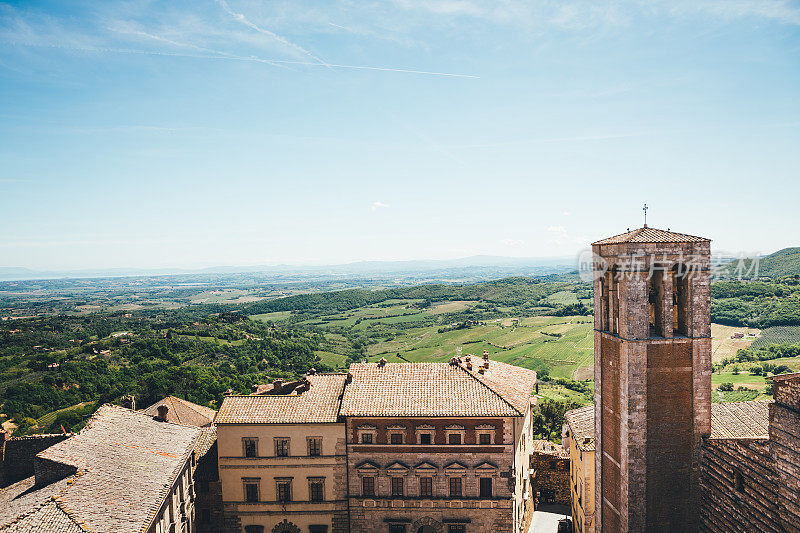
[592,226,712,532]
[339,358,536,533]
[529,440,570,506]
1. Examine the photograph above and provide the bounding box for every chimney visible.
[224,388,233,396]
[307,367,317,375]
[121,395,136,410]
[378,357,387,367]
[251,384,259,393]
[156,405,169,422]
[346,372,353,383]
[478,366,485,374]
[273,379,284,391]
[466,360,473,371]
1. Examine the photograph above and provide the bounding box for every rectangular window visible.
[309,479,324,502]
[449,477,462,497]
[275,438,290,457]
[390,433,404,445]
[362,476,375,497]
[309,527,328,533]
[243,480,260,502]
[479,433,492,445]
[448,433,462,445]
[308,437,322,456]
[242,438,258,458]
[419,433,432,444]
[480,477,492,498]
[389,526,406,533]
[391,477,404,497]
[420,477,433,497]
[276,480,292,502]
[448,526,466,533]
[361,433,373,444]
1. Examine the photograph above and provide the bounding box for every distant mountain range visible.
[0,255,576,282]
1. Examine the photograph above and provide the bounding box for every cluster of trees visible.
[0,312,326,434]
[246,277,592,318]
[711,280,800,328]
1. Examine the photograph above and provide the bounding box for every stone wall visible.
[699,438,781,532]
[0,432,71,487]
[530,445,570,506]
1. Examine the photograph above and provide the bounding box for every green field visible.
[750,326,800,348]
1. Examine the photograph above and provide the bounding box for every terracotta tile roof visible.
[0,474,84,532]
[36,404,201,533]
[216,374,347,424]
[531,439,570,458]
[564,405,595,451]
[140,395,217,427]
[592,226,710,245]
[710,400,770,439]
[339,361,536,417]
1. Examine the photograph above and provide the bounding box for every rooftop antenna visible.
[643,203,648,228]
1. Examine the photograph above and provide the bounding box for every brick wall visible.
[699,438,781,532]
[0,433,71,487]
[771,374,800,532]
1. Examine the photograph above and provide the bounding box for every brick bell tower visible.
[591,225,712,533]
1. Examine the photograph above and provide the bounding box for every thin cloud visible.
[371,201,390,211]
[216,0,332,69]
[500,238,524,246]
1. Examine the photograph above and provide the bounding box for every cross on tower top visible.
[643,203,648,227]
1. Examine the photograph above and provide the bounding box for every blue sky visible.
[1,0,798,270]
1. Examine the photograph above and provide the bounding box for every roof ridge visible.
[454,362,523,416]
[168,395,216,419]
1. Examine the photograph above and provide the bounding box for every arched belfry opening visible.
[672,263,690,336]
[648,268,665,338]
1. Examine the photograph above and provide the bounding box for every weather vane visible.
[643,203,648,227]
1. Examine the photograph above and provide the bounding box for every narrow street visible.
[528,504,571,533]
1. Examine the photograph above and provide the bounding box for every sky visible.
[0,0,799,270]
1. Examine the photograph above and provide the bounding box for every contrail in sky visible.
[3,41,479,78]
[216,0,333,70]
